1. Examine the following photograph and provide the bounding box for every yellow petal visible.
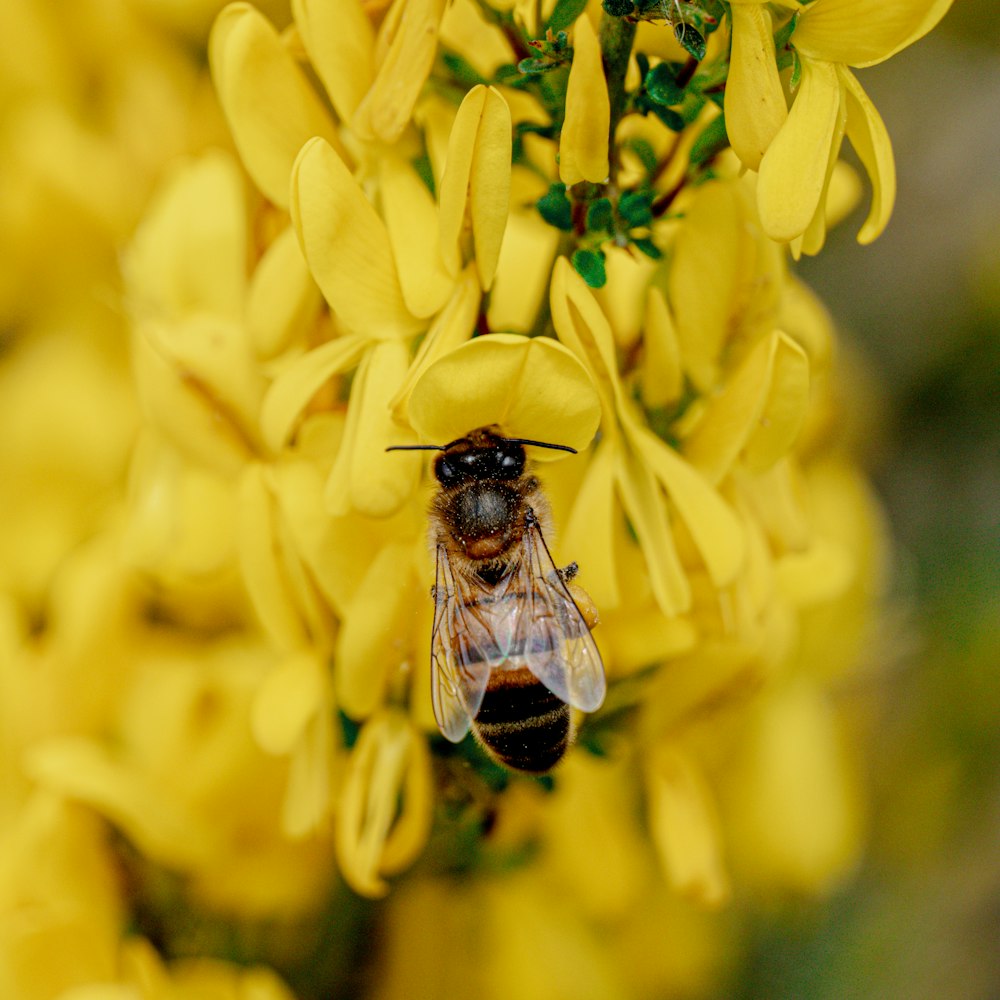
[438,85,512,289]
[727,681,865,893]
[793,0,955,68]
[666,181,745,390]
[641,287,684,409]
[470,88,513,290]
[438,85,487,276]
[559,14,610,185]
[758,58,842,243]
[335,542,414,717]
[379,730,433,875]
[776,536,854,607]
[439,0,514,79]
[487,209,561,333]
[549,256,625,433]
[125,150,247,322]
[631,428,746,588]
[796,79,849,257]
[291,137,421,339]
[132,319,258,477]
[379,156,453,318]
[724,4,788,171]
[236,463,310,650]
[283,712,334,837]
[261,333,368,453]
[616,444,690,617]
[778,275,835,371]
[26,739,216,869]
[390,266,481,422]
[251,651,326,755]
[561,444,622,610]
[328,339,422,517]
[744,332,811,472]
[352,0,447,143]
[210,4,343,208]
[647,745,730,906]
[293,0,374,122]
[246,223,322,361]
[270,422,385,617]
[594,245,657,350]
[839,67,896,244]
[406,333,602,455]
[683,330,810,483]
[335,711,428,897]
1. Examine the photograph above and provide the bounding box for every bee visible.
[388,426,605,772]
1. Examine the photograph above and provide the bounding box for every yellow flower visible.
[0,0,958,990]
[560,13,611,185]
[550,256,746,618]
[726,0,955,249]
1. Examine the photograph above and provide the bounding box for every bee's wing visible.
[431,542,492,742]
[512,514,606,713]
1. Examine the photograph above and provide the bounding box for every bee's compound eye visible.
[498,448,524,477]
[435,458,459,485]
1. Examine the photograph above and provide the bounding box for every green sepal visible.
[572,248,607,288]
[645,62,686,107]
[619,190,654,228]
[537,183,574,231]
[587,197,614,234]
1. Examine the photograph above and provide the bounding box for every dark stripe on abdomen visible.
[473,668,571,773]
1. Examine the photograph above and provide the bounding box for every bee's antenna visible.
[385,444,444,452]
[504,437,577,455]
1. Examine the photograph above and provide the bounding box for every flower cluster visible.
[0,0,951,996]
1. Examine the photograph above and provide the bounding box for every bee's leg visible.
[557,561,579,584]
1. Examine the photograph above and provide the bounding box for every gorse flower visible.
[0,0,949,995]
[725,0,954,251]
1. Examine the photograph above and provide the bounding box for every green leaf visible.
[689,112,729,166]
[773,8,799,52]
[632,236,662,260]
[602,0,635,17]
[518,56,550,76]
[619,189,654,227]
[674,22,706,61]
[645,62,686,107]
[572,248,607,288]
[587,197,614,234]
[442,51,486,86]
[624,137,658,175]
[651,104,685,132]
[537,183,574,231]
[548,0,589,32]
[789,49,802,91]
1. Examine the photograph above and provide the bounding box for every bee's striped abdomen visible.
[473,666,571,773]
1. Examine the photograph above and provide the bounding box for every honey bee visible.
[388,426,605,772]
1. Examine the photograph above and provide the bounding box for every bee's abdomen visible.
[473,667,571,773]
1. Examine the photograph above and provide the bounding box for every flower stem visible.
[599,13,637,183]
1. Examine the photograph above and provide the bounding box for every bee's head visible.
[385,425,575,488]
[434,427,525,488]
